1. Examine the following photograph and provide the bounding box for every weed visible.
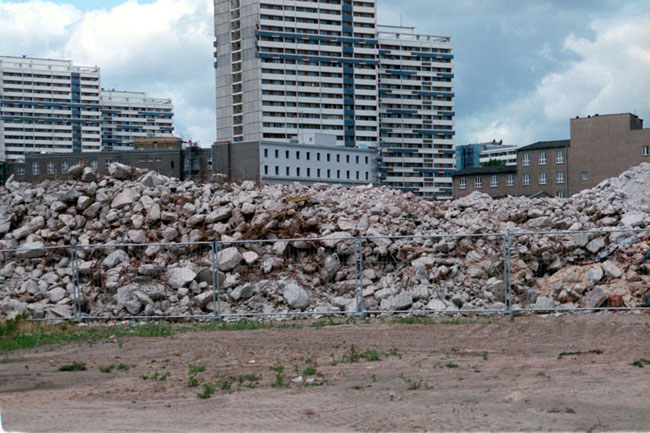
[218,377,232,391]
[631,358,650,368]
[362,349,381,362]
[270,363,285,388]
[117,364,130,371]
[100,364,115,373]
[188,364,206,374]
[310,317,344,328]
[445,362,459,368]
[371,374,377,382]
[558,349,603,360]
[197,383,216,399]
[440,318,475,325]
[393,316,433,325]
[139,375,149,380]
[400,374,424,390]
[303,366,317,376]
[188,376,199,387]
[342,345,362,363]
[238,373,261,383]
[387,348,402,359]
[482,351,489,361]
[352,385,364,390]
[58,362,86,372]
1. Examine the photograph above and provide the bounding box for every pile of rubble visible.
[1,162,649,320]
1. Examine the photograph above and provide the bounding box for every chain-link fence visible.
[1,229,649,321]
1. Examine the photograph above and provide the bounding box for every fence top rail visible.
[217,236,358,245]
[0,245,72,254]
[78,241,214,249]
[362,233,507,240]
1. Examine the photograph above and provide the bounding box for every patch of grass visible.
[352,385,364,390]
[558,349,603,360]
[188,376,199,387]
[387,348,402,359]
[270,363,285,388]
[440,318,476,325]
[58,362,86,372]
[303,366,317,376]
[215,319,302,331]
[139,374,149,380]
[100,364,115,373]
[117,363,130,371]
[1,356,18,363]
[482,351,488,361]
[148,371,170,381]
[400,374,424,390]
[341,345,362,363]
[238,373,261,388]
[393,316,433,325]
[445,362,459,368]
[362,349,381,361]
[310,317,344,328]
[197,383,216,399]
[631,358,650,368]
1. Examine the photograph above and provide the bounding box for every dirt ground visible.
[1,313,650,432]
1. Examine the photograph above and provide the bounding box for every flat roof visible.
[452,165,517,176]
[519,139,570,151]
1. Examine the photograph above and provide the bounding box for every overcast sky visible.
[1,0,649,148]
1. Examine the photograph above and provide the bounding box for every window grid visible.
[522,173,530,185]
[556,151,564,164]
[522,153,530,166]
[474,176,482,188]
[539,152,546,165]
[490,175,497,188]
[556,171,564,184]
[539,173,547,185]
[506,174,514,187]
[459,177,466,189]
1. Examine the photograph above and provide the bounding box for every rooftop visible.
[452,165,517,176]
[519,139,570,151]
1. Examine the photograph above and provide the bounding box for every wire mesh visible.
[74,242,216,320]
[360,234,508,315]
[509,228,650,312]
[217,237,358,319]
[0,245,75,320]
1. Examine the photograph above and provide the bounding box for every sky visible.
[0,0,649,148]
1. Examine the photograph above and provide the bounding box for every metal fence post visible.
[210,241,219,320]
[214,241,222,320]
[355,237,364,318]
[504,233,513,318]
[70,245,81,322]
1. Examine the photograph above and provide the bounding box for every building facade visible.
[212,138,377,186]
[100,90,174,151]
[213,1,454,198]
[479,143,518,166]
[0,55,174,162]
[376,25,455,198]
[452,113,650,199]
[455,141,517,170]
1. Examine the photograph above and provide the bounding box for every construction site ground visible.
[1,313,650,432]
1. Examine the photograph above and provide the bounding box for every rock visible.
[127,229,147,244]
[283,283,310,309]
[583,286,608,308]
[67,164,84,179]
[116,286,141,315]
[111,189,136,209]
[231,283,254,301]
[81,167,97,183]
[15,238,46,259]
[194,291,214,310]
[504,391,526,403]
[534,296,555,310]
[586,266,603,284]
[48,287,67,303]
[388,293,413,310]
[218,247,242,271]
[242,251,259,264]
[169,267,197,289]
[108,162,133,180]
[103,249,129,268]
[586,237,605,254]
[620,212,645,228]
[601,261,622,279]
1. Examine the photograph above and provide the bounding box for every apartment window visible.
[91,160,98,170]
[490,175,498,187]
[365,156,369,164]
[61,161,69,172]
[327,169,331,177]
[317,168,321,177]
[355,155,359,164]
[317,153,321,161]
[32,162,39,175]
[556,150,564,164]
[286,167,290,176]
[643,146,649,156]
[365,172,369,180]
[556,171,565,184]
[522,173,530,185]
[18,166,25,176]
[522,153,530,166]
[296,167,301,176]
[539,173,547,185]
[337,169,340,178]
[459,177,466,189]
[538,152,546,165]
[346,155,350,163]
[336,154,340,163]
[275,166,279,175]
[296,151,300,160]
[47,162,54,175]
[307,168,311,177]
[506,174,514,187]
[286,150,289,158]
[582,171,588,181]
[306,152,311,161]
[474,176,482,188]
[275,149,279,158]
[264,149,268,158]
[556,191,565,198]
[327,153,331,162]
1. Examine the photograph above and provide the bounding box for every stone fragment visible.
[586,237,605,254]
[103,249,129,268]
[81,167,97,183]
[218,247,242,271]
[283,282,310,309]
[169,267,197,289]
[586,266,603,284]
[601,261,622,279]
[48,287,67,303]
[534,296,555,310]
[583,286,608,308]
[111,189,136,209]
[109,162,133,180]
[242,251,259,264]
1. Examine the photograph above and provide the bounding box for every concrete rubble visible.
[1,161,650,320]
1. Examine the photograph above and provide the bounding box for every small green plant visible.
[188,376,199,387]
[303,366,317,376]
[342,345,362,363]
[352,385,364,390]
[139,375,149,380]
[197,383,216,399]
[387,348,402,359]
[400,374,424,390]
[371,374,377,382]
[117,364,130,371]
[482,351,488,361]
[631,358,650,368]
[310,317,344,328]
[393,316,433,325]
[270,363,285,388]
[218,377,233,391]
[362,349,381,362]
[188,364,206,374]
[58,362,86,372]
[238,373,261,388]
[445,362,459,368]
[100,364,115,373]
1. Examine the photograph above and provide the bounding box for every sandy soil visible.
[1,313,650,432]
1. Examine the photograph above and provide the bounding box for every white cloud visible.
[0,0,216,147]
[463,13,650,145]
